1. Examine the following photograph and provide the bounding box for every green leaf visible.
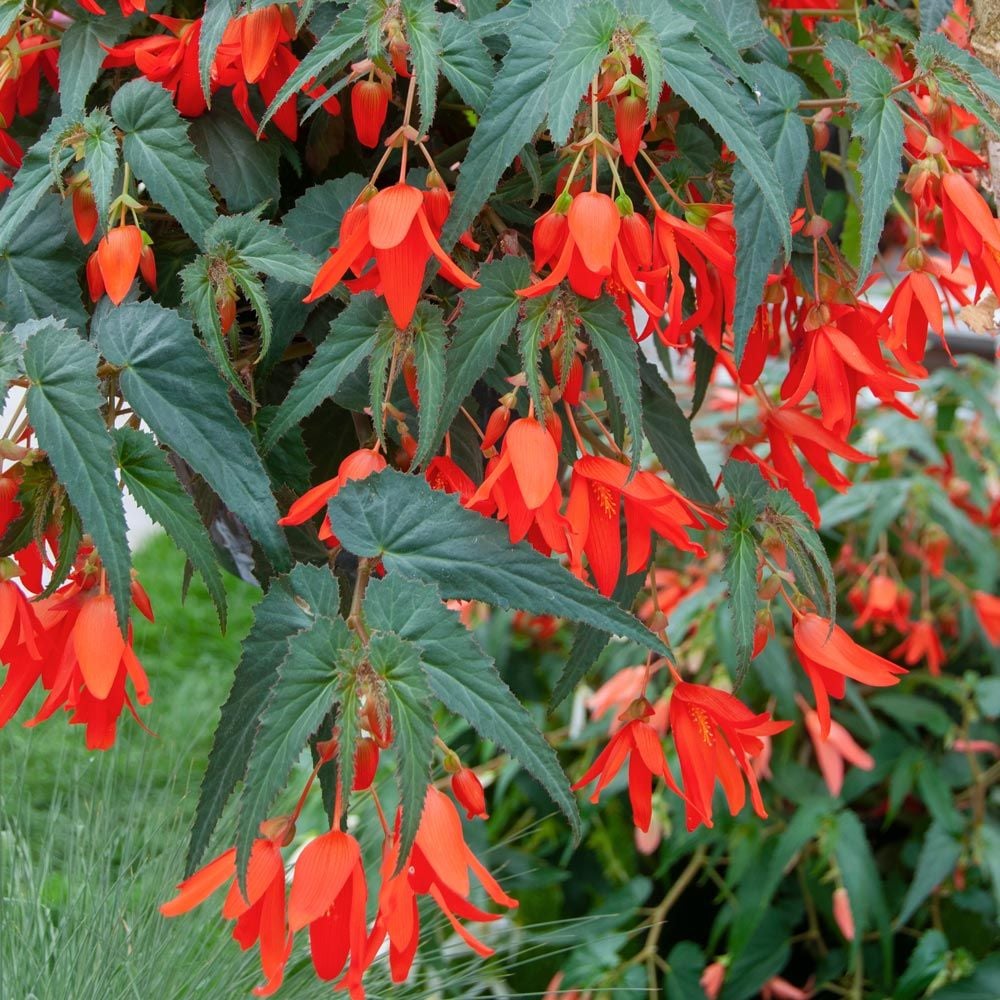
[665,941,706,1000]
[23,324,131,630]
[59,10,130,116]
[369,317,398,448]
[932,956,1000,1000]
[189,93,281,214]
[329,469,669,656]
[546,0,617,145]
[578,296,643,469]
[402,0,440,136]
[722,462,762,685]
[897,823,962,926]
[639,357,718,505]
[282,173,367,257]
[0,331,22,413]
[917,33,1000,136]
[83,110,120,236]
[0,196,87,331]
[438,12,493,112]
[551,558,646,709]
[657,29,791,255]
[260,2,366,131]
[732,64,808,361]
[369,631,435,863]
[237,612,355,874]
[921,0,955,35]
[518,294,548,425]
[411,302,447,468]
[363,573,580,836]
[431,256,530,453]
[113,426,227,629]
[94,299,290,571]
[262,295,385,453]
[0,115,76,247]
[199,0,235,103]
[187,563,338,871]
[895,929,949,1000]
[832,809,891,956]
[0,0,21,37]
[442,0,572,249]
[204,212,318,285]
[826,39,904,284]
[111,79,217,246]
[630,18,665,119]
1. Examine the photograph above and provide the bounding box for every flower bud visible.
[451,766,489,820]
[353,737,379,791]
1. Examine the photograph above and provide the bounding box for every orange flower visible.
[160,834,291,996]
[972,590,1000,645]
[832,886,855,941]
[890,619,945,676]
[572,696,682,832]
[851,573,911,633]
[800,699,874,797]
[351,78,391,148]
[91,225,145,306]
[451,767,489,820]
[305,182,479,329]
[71,179,98,244]
[793,613,906,738]
[287,829,369,995]
[367,786,517,983]
[668,678,790,831]
[613,93,646,166]
[566,454,717,597]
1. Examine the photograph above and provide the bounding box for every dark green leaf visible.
[282,173,367,257]
[732,64,808,361]
[58,10,130,116]
[546,0,617,145]
[916,34,1000,136]
[329,469,669,656]
[261,294,385,453]
[897,823,962,926]
[113,426,227,629]
[832,809,891,951]
[921,0,956,35]
[690,335,715,418]
[94,299,290,571]
[83,110,119,236]
[24,323,131,630]
[189,93,281,214]
[438,12,493,112]
[518,295,548,424]
[237,613,355,874]
[187,563,339,871]
[402,0,440,136]
[431,256,529,453]
[369,631,435,863]
[639,357,718,505]
[0,331,22,413]
[578,296,642,469]
[199,0,235,103]
[204,212,318,285]
[111,79,217,246]
[895,930,949,1000]
[363,573,580,836]
[368,317,398,448]
[722,462,761,685]
[932,956,1000,1000]
[826,39,904,284]
[411,302,447,468]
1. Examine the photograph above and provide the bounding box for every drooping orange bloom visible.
[613,93,646,166]
[70,179,99,244]
[971,590,1000,645]
[451,767,489,820]
[800,700,874,797]
[566,454,718,597]
[288,829,369,996]
[351,78,391,148]
[305,183,479,329]
[518,190,662,323]
[668,679,790,831]
[585,661,666,734]
[278,447,386,545]
[103,16,206,117]
[890,619,945,676]
[572,696,682,832]
[367,786,517,983]
[850,573,911,633]
[793,613,906,738]
[832,886,855,941]
[160,833,291,996]
[87,225,152,306]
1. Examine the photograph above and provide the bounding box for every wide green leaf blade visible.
[897,822,962,926]
[363,573,580,836]
[722,461,763,685]
[203,213,318,285]
[187,563,339,871]
[578,296,643,469]
[916,33,1000,136]
[24,324,131,630]
[236,612,355,874]
[368,631,435,863]
[83,110,120,236]
[827,39,904,284]
[261,294,386,453]
[113,426,227,629]
[59,10,130,116]
[732,64,808,362]
[438,12,493,112]
[639,357,718,505]
[402,0,440,136]
[411,302,447,468]
[94,299,290,571]
[329,469,669,656]
[431,256,529,453]
[111,78,217,246]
